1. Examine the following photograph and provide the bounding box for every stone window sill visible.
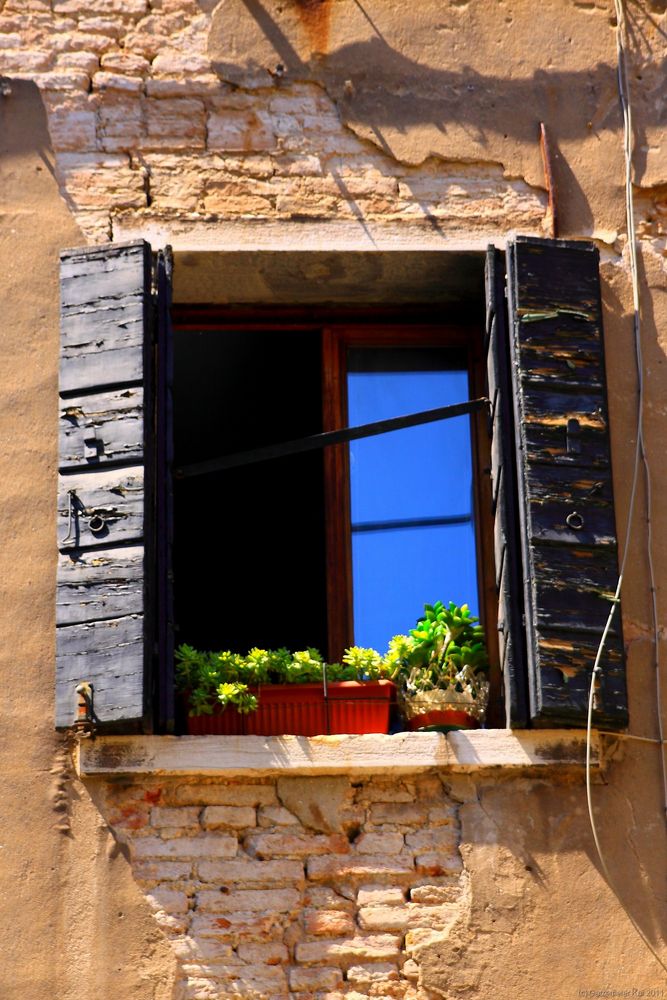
[76,729,600,777]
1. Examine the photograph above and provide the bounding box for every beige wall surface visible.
[0,0,666,996]
[0,80,176,1000]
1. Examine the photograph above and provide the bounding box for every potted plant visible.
[175,644,396,736]
[391,601,490,732]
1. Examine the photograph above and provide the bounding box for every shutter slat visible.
[59,388,144,469]
[56,616,144,726]
[506,236,627,729]
[57,546,144,625]
[485,246,529,727]
[57,467,144,550]
[60,242,150,394]
[56,240,155,732]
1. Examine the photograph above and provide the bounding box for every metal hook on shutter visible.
[74,681,97,736]
[566,511,584,530]
[62,489,80,544]
[88,513,108,534]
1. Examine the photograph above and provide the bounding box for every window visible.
[171,320,489,665]
[55,238,629,734]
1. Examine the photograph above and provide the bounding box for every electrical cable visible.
[583,0,667,975]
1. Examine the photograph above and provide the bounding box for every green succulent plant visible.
[175,640,397,716]
[398,601,489,697]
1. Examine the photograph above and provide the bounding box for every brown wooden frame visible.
[172,308,502,723]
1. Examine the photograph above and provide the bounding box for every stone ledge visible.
[76,730,600,777]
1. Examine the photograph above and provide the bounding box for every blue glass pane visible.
[352,523,479,652]
[347,361,477,648]
[348,371,471,523]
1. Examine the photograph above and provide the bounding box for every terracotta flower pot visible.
[407,708,480,733]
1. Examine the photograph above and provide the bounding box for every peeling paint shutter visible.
[485,247,529,727]
[505,236,627,728]
[56,241,173,732]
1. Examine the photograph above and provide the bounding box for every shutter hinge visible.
[74,681,97,737]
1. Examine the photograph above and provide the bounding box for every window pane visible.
[347,348,477,650]
[173,328,328,653]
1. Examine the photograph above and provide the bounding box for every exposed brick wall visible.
[0,0,547,243]
[99,773,468,1000]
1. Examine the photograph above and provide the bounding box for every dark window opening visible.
[173,327,328,653]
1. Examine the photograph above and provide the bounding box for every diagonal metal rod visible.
[175,397,489,480]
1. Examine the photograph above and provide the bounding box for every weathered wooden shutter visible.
[56,241,173,732]
[505,236,627,728]
[485,247,530,726]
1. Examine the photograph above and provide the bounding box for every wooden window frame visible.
[171,307,502,724]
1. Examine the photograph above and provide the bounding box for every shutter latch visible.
[83,423,100,461]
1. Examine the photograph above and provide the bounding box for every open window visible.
[55,238,629,735]
[171,321,489,668]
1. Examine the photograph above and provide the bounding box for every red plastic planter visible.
[185,680,395,736]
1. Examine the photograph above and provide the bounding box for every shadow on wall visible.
[202,0,667,187]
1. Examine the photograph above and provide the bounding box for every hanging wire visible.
[583,0,667,976]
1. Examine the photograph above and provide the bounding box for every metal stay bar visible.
[174,397,489,480]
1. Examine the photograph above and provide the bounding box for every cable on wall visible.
[583,0,667,975]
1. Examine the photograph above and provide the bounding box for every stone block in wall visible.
[202,805,257,829]
[346,963,401,988]
[409,883,460,904]
[198,858,305,887]
[295,935,402,966]
[368,803,427,827]
[190,910,291,944]
[0,49,53,72]
[414,851,463,876]
[123,15,189,59]
[357,905,410,932]
[207,108,276,153]
[97,96,143,152]
[168,783,277,807]
[43,92,97,152]
[37,70,91,91]
[245,832,349,860]
[93,71,144,93]
[197,888,301,914]
[146,75,221,98]
[145,886,189,915]
[52,0,148,16]
[141,97,207,151]
[304,887,356,911]
[151,806,200,828]
[289,966,344,991]
[307,855,415,882]
[357,886,405,907]
[236,941,289,965]
[354,832,405,855]
[55,51,100,75]
[257,805,300,827]
[100,50,150,75]
[132,834,238,860]
[199,184,273,217]
[78,17,123,38]
[405,829,459,853]
[56,152,146,209]
[151,51,212,76]
[303,909,356,937]
[133,860,192,883]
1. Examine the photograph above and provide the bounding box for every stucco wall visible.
[1,0,666,996]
